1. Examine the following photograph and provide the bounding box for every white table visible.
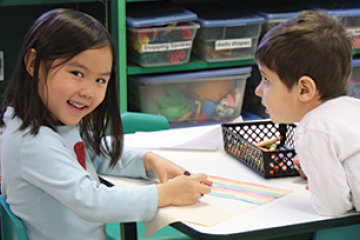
[101,124,360,240]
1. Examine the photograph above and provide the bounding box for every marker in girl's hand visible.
[183,171,213,186]
[183,170,191,176]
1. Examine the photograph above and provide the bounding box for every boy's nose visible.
[255,82,263,97]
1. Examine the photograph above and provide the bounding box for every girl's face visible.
[38,46,112,126]
[255,63,302,124]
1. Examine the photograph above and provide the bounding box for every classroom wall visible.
[0,2,107,103]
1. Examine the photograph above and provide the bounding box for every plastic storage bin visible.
[248,4,306,39]
[126,2,199,67]
[233,0,311,38]
[314,1,360,50]
[127,67,252,127]
[181,3,265,62]
[222,121,299,179]
[349,58,360,98]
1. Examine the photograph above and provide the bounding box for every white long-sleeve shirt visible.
[1,107,158,240]
[295,96,360,216]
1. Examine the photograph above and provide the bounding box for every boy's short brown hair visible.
[255,11,353,101]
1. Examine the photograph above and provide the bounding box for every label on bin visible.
[347,28,360,36]
[141,41,193,52]
[215,38,252,50]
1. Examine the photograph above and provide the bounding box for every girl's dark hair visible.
[0,8,123,168]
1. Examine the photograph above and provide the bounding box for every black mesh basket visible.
[222,121,299,178]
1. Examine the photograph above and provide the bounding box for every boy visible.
[255,11,360,216]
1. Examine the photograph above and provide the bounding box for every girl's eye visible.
[72,71,83,78]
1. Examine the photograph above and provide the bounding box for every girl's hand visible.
[156,173,212,207]
[144,152,185,183]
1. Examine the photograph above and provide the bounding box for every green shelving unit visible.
[2,0,360,113]
[110,0,127,112]
[127,57,256,75]
[119,0,360,113]
[112,0,259,112]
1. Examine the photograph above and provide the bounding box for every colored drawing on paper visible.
[208,175,293,205]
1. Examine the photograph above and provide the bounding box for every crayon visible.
[202,180,213,186]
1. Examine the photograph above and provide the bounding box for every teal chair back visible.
[0,195,28,240]
[314,224,360,240]
[121,112,170,134]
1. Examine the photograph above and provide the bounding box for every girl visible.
[0,8,211,240]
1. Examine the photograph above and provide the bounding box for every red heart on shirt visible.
[74,141,86,170]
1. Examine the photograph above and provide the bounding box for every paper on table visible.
[101,175,256,237]
[143,175,294,238]
[101,175,293,239]
[127,125,220,150]
[143,195,258,238]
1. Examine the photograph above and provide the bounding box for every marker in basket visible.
[268,143,278,151]
[254,136,283,147]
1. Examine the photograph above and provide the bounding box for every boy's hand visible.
[293,155,307,179]
[293,155,309,190]
[156,173,212,207]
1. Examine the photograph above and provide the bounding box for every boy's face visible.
[37,46,112,126]
[255,64,303,124]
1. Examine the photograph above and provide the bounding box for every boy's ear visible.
[24,48,37,77]
[297,75,318,102]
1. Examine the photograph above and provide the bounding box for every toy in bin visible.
[221,120,299,178]
[127,67,251,127]
[126,2,200,67]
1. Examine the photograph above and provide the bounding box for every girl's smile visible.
[67,100,88,113]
